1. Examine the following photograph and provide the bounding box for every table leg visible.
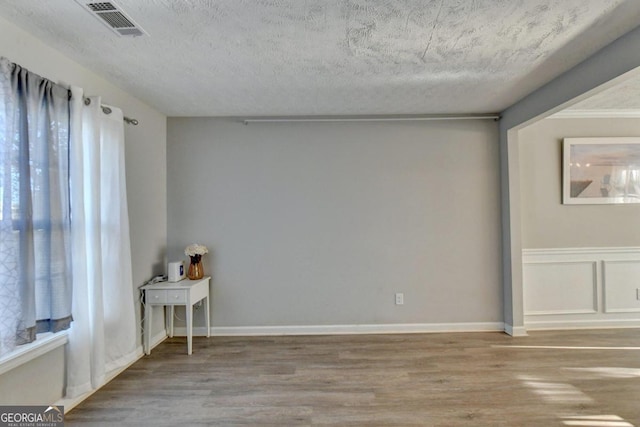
[169,306,174,338]
[186,302,193,355]
[144,298,152,355]
[205,296,210,338]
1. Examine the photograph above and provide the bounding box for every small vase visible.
[187,255,204,280]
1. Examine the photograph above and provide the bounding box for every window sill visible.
[0,331,68,376]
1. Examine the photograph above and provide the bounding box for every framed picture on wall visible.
[563,137,640,204]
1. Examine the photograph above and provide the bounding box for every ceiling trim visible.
[550,109,640,119]
[242,114,502,125]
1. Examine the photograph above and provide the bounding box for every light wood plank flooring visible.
[66,329,640,426]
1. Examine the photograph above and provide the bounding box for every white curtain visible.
[66,89,137,397]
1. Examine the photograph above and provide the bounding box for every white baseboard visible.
[504,324,528,337]
[147,329,169,352]
[57,330,167,412]
[171,322,505,337]
[526,319,640,331]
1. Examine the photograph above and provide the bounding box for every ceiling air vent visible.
[75,1,147,37]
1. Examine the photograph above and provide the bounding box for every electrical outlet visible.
[395,293,404,305]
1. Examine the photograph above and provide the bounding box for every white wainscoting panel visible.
[603,260,640,313]
[523,261,597,315]
[523,247,640,330]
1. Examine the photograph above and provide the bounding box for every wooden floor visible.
[66,329,640,426]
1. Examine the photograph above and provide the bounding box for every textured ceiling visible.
[568,74,640,111]
[1,0,640,116]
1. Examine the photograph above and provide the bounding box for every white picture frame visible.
[563,137,640,205]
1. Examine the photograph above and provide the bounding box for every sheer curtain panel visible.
[0,57,72,357]
[66,91,137,397]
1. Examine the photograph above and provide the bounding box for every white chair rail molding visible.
[522,247,640,330]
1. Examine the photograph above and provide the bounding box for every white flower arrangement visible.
[184,243,209,257]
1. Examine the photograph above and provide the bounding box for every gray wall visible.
[520,117,640,249]
[0,16,167,404]
[167,118,502,328]
[0,348,65,405]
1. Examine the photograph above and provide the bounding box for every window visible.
[0,57,72,357]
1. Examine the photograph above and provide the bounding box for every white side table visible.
[142,276,211,355]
